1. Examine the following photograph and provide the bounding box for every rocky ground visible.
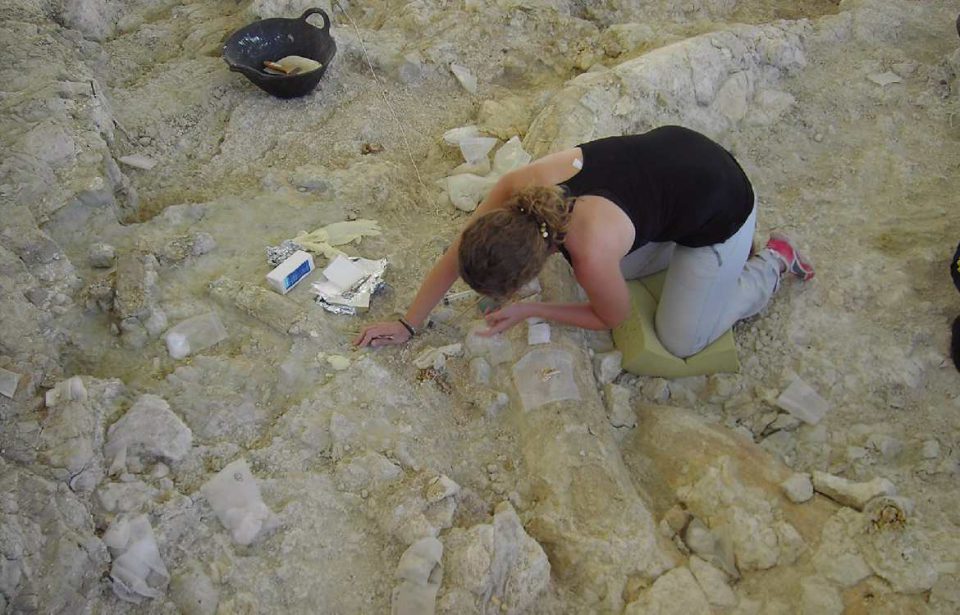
[1,0,959,613]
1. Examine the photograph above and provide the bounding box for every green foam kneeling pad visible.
[612,272,740,378]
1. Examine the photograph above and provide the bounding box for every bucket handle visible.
[300,8,331,33]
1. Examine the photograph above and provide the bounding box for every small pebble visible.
[88,242,116,268]
[814,133,824,142]
[921,440,940,459]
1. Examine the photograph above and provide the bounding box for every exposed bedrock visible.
[524,20,810,155]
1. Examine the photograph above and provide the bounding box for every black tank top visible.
[560,126,754,256]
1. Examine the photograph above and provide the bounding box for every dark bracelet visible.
[397,317,417,337]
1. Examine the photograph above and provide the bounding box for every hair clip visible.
[540,222,549,238]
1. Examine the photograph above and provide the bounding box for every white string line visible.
[332,0,426,191]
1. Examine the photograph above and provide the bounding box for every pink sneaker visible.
[765,232,815,281]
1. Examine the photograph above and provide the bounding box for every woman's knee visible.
[654,318,707,358]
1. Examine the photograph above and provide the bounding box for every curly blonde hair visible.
[458,185,573,299]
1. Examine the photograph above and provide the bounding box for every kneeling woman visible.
[355,125,813,354]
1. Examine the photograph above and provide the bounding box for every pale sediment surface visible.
[1,0,959,612]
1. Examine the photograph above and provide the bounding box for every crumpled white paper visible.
[312,255,388,315]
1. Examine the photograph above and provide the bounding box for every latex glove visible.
[478,303,530,336]
[354,321,412,347]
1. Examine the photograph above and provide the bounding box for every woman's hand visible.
[354,321,412,347]
[478,303,531,336]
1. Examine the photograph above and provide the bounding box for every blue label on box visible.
[284,260,312,290]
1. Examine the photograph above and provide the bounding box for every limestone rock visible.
[334,451,403,492]
[780,472,814,503]
[113,252,157,321]
[170,559,219,615]
[35,376,125,492]
[592,350,622,384]
[811,508,873,588]
[0,367,20,399]
[625,567,710,615]
[105,394,193,472]
[859,526,938,594]
[446,173,495,211]
[811,471,896,510]
[443,503,550,615]
[377,472,458,545]
[58,0,119,41]
[603,382,636,428]
[689,556,737,608]
[682,518,738,579]
[678,457,790,572]
[0,460,109,613]
[799,576,842,615]
[393,537,443,615]
[88,242,116,268]
[157,232,217,264]
[478,97,533,140]
[97,479,159,513]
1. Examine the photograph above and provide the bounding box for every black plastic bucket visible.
[223,8,336,99]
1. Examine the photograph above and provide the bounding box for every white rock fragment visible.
[811,471,896,510]
[327,355,351,371]
[775,377,830,425]
[626,567,710,614]
[921,439,940,459]
[45,376,87,407]
[867,71,902,86]
[861,529,938,594]
[0,367,22,399]
[603,382,636,428]
[775,521,806,566]
[682,519,738,579]
[119,154,158,170]
[492,136,532,175]
[689,556,737,608]
[88,242,116,268]
[444,502,550,614]
[413,344,463,370]
[450,63,478,93]
[103,514,170,603]
[201,459,280,546]
[392,536,443,615]
[446,173,495,212]
[164,312,228,360]
[105,394,192,472]
[780,472,814,503]
[442,125,481,146]
[592,350,622,385]
[527,322,551,345]
[458,136,497,165]
[813,527,872,588]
